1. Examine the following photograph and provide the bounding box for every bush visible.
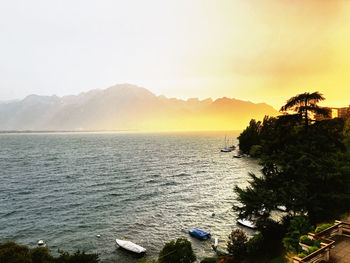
[315,223,333,233]
[227,229,248,262]
[299,236,321,248]
[297,245,320,259]
[246,233,264,256]
[299,235,313,246]
[158,238,196,263]
[308,246,320,254]
[30,247,53,263]
[297,252,307,258]
[0,242,99,263]
[283,216,312,252]
[55,250,99,263]
[0,242,31,263]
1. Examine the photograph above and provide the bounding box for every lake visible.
[0,132,261,262]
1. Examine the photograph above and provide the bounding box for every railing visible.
[293,237,334,263]
[292,220,350,263]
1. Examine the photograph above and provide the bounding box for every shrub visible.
[308,246,320,254]
[30,247,53,263]
[283,216,312,252]
[299,235,313,246]
[315,223,333,233]
[297,246,320,259]
[0,242,99,263]
[0,242,32,263]
[55,250,100,263]
[299,236,321,248]
[227,229,248,262]
[158,238,196,263]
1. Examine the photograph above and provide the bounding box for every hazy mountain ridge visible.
[0,84,278,131]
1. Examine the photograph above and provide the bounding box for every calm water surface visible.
[0,132,261,262]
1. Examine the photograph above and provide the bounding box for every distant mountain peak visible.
[0,84,278,131]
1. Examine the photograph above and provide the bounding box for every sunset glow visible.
[1,0,350,110]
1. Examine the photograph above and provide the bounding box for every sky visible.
[1,0,350,109]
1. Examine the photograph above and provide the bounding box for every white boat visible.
[37,240,46,247]
[220,136,234,152]
[116,239,146,254]
[237,218,257,229]
[277,205,287,212]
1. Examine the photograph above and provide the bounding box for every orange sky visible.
[163,0,350,109]
[1,0,349,110]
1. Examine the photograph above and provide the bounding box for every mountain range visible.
[0,84,278,131]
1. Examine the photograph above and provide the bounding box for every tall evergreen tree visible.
[280,92,330,128]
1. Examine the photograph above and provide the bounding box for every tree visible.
[235,111,350,224]
[226,229,248,262]
[158,238,196,263]
[238,119,262,154]
[280,92,330,128]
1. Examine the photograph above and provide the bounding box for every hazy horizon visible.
[0,84,278,131]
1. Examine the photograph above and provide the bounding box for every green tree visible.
[158,238,196,263]
[238,119,261,154]
[235,114,350,224]
[226,229,248,262]
[280,92,330,128]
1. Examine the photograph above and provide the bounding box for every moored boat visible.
[37,240,46,248]
[188,229,211,240]
[116,239,146,254]
[276,205,287,212]
[237,218,257,229]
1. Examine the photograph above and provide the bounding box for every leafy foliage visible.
[235,113,350,224]
[299,236,321,248]
[297,246,320,258]
[54,250,99,263]
[315,223,333,234]
[282,217,312,252]
[280,91,330,128]
[226,229,248,262]
[238,119,262,154]
[0,242,31,263]
[158,238,196,263]
[0,242,99,263]
[31,247,53,263]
